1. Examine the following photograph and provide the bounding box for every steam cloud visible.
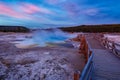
[33,29,76,46]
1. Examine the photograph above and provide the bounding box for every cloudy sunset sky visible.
[0,0,120,28]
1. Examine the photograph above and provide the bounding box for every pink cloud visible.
[0,3,26,19]
[21,3,53,14]
[0,3,54,22]
[20,3,40,14]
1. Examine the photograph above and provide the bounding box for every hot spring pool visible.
[11,29,78,48]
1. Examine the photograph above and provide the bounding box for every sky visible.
[0,0,120,28]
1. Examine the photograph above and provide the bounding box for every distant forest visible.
[0,24,120,33]
[60,24,120,32]
[0,26,30,32]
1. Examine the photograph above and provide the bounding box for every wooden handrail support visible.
[79,35,92,63]
[74,34,93,80]
[74,71,81,80]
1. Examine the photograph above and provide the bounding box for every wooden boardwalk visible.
[86,35,120,80]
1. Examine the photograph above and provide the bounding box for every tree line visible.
[60,24,120,33]
[0,26,30,32]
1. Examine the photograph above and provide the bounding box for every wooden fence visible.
[74,34,94,80]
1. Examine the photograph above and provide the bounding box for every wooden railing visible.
[94,34,120,58]
[74,34,94,80]
[74,33,120,80]
[79,35,92,63]
[80,53,93,80]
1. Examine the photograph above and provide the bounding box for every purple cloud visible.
[83,8,99,16]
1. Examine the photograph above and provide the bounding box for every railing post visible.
[74,71,80,80]
[79,35,89,63]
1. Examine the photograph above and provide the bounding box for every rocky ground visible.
[0,32,85,80]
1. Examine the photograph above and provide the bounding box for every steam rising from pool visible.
[15,29,77,48]
[33,29,76,46]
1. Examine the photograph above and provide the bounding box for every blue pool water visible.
[15,29,77,48]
